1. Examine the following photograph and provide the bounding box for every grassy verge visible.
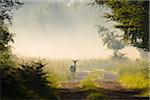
[116,59,150,96]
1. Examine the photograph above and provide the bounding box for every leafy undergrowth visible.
[80,77,98,89]
[1,59,59,99]
[119,74,149,90]
[80,71,102,89]
[116,59,150,96]
[1,56,149,99]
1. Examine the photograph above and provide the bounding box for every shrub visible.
[19,61,58,99]
[119,74,149,90]
[0,60,59,99]
[80,77,97,89]
[117,59,149,96]
[80,71,101,89]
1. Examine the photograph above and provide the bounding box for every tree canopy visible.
[0,0,23,23]
[94,0,149,51]
[0,0,23,50]
[0,0,23,65]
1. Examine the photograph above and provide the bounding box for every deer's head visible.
[73,60,78,64]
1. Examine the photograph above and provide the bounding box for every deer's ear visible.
[73,60,78,62]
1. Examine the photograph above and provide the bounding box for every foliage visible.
[80,71,101,89]
[116,59,149,78]
[0,61,58,99]
[0,0,24,24]
[119,74,149,90]
[0,0,23,54]
[115,59,150,96]
[0,0,23,67]
[1,66,29,99]
[45,59,73,82]
[0,19,15,67]
[0,20,13,51]
[98,26,126,58]
[94,0,149,51]
[80,76,97,89]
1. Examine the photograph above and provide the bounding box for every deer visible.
[70,60,78,73]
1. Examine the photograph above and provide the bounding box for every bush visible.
[80,77,97,89]
[116,59,150,96]
[0,60,59,99]
[119,74,149,90]
[1,66,30,99]
[80,71,101,89]
[19,61,58,99]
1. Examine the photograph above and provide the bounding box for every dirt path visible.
[58,71,149,100]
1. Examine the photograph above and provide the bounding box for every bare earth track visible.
[58,71,149,100]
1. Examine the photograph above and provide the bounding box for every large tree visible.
[93,0,149,51]
[0,0,23,51]
[0,0,23,65]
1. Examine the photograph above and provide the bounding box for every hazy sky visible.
[10,0,140,59]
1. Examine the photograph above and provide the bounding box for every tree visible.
[98,26,126,58]
[19,61,58,99]
[0,1,58,99]
[0,0,23,52]
[93,0,149,51]
[0,0,23,23]
[0,0,23,66]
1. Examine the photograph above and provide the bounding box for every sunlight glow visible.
[10,0,141,60]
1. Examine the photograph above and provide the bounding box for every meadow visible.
[1,54,149,99]
[32,57,150,97]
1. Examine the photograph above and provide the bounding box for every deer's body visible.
[70,60,77,72]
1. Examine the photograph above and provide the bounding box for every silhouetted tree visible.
[93,0,149,51]
[1,61,58,99]
[19,62,58,99]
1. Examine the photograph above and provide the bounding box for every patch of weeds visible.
[119,74,149,90]
[80,71,101,89]
[119,74,149,97]
[80,77,97,89]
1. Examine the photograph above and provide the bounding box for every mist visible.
[10,0,140,59]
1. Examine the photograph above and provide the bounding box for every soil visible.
[58,71,149,100]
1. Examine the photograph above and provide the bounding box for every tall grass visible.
[115,59,150,96]
[43,59,75,88]
[80,71,102,89]
[2,55,149,99]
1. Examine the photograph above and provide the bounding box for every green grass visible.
[2,55,149,99]
[18,57,149,96]
[116,59,150,96]
[80,71,102,89]
[80,77,97,89]
[42,58,106,88]
[119,74,149,90]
